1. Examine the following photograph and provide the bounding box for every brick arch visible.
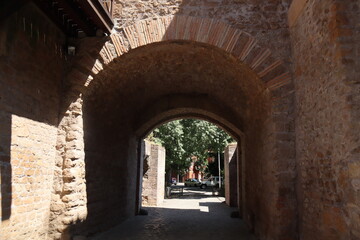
[54,15,296,240]
[90,15,291,91]
[133,94,245,140]
[139,110,242,140]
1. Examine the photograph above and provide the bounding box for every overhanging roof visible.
[1,0,114,37]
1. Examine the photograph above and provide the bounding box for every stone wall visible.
[113,0,292,61]
[290,0,360,239]
[224,143,238,207]
[344,1,360,238]
[56,7,298,237]
[0,3,65,240]
[48,37,107,240]
[78,37,295,239]
[109,2,297,238]
[64,98,138,238]
[0,1,323,239]
[142,141,165,206]
[156,145,166,205]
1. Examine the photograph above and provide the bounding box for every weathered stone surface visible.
[0,0,358,239]
[79,37,292,239]
[142,140,166,206]
[224,143,238,207]
[0,3,64,240]
[290,0,360,239]
[113,0,292,61]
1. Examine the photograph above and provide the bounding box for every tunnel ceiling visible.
[84,40,271,136]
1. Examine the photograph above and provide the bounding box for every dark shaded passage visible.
[90,193,256,240]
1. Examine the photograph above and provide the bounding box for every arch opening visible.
[57,23,296,238]
[71,39,287,237]
[139,118,240,207]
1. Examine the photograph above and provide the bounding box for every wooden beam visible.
[33,0,98,37]
[1,0,111,37]
[32,0,75,36]
[56,0,96,36]
[77,0,113,34]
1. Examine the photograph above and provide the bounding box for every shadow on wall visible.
[0,0,297,239]
[0,113,11,221]
[48,37,109,240]
[57,1,295,239]
[62,14,250,240]
[0,3,69,239]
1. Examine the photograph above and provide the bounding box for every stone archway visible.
[107,16,291,90]
[51,16,296,240]
[133,94,245,140]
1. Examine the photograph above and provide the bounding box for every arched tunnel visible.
[65,40,295,238]
[2,0,357,239]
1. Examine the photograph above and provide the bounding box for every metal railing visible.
[98,0,113,18]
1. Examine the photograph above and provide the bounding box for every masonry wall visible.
[0,3,65,240]
[1,1,359,239]
[67,104,138,237]
[142,141,165,206]
[66,33,296,240]
[224,143,238,207]
[290,0,360,238]
[142,140,152,205]
[0,1,298,239]
[156,145,166,205]
[345,2,360,237]
[113,0,292,61]
[111,2,297,239]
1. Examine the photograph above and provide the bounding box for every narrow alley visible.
[90,188,256,240]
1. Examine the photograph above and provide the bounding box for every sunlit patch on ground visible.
[90,189,255,240]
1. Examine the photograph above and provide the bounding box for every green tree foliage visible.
[150,120,188,175]
[147,119,233,175]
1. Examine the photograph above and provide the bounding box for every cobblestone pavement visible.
[90,187,256,240]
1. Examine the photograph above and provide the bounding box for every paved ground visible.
[90,187,256,240]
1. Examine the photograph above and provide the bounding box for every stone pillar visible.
[49,96,87,240]
[224,143,238,207]
[142,141,165,206]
